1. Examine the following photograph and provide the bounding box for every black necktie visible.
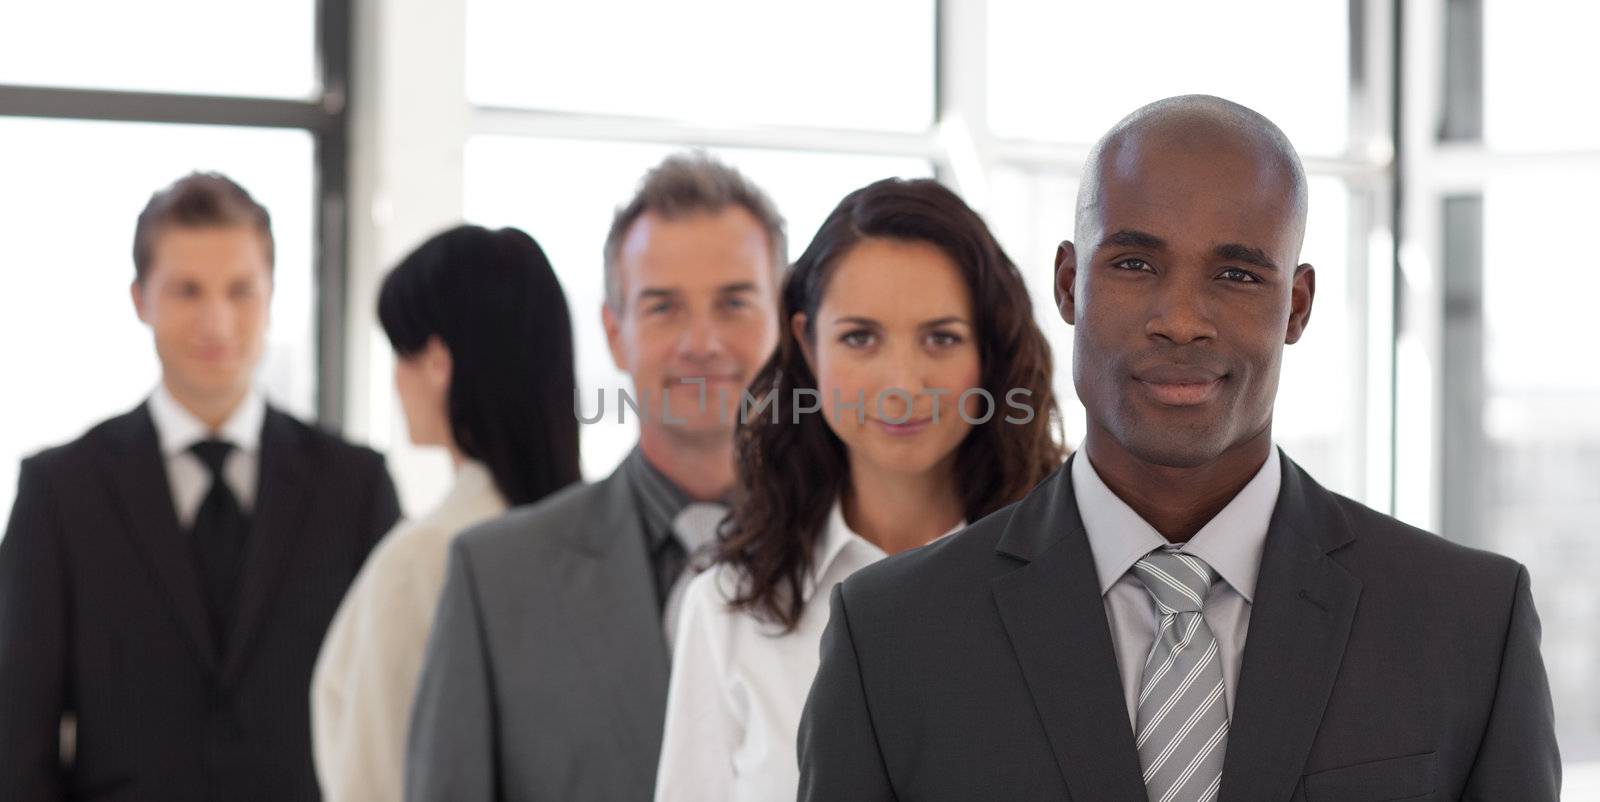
[189,439,250,653]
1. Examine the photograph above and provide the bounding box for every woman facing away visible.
[654,178,1065,801]
[310,225,582,802]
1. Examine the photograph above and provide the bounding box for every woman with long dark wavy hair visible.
[655,178,1064,801]
[310,225,581,802]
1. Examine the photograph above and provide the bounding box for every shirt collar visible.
[621,447,693,549]
[804,497,965,603]
[1071,448,1281,603]
[148,382,266,458]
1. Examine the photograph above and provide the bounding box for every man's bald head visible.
[1075,95,1309,255]
[1056,94,1317,472]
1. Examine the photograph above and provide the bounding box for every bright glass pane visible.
[1273,178,1361,499]
[1484,0,1600,152]
[464,136,931,477]
[1482,174,1600,764]
[985,168,1085,448]
[987,0,1349,156]
[466,0,935,132]
[986,170,1368,502]
[0,118,317,522]
[0,1,317,99]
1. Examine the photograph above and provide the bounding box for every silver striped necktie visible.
[1131,548,1229,802]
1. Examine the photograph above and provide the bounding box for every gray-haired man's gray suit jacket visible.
[406,465,669,801]
[799,452,1561,801]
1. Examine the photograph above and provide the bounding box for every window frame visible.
[0,0,354,427]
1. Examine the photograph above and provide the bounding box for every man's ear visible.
[791,312,816,373]
[602,302,628,372]
[1285,263,1316,344]
[131,280,149,324]
[1055,241,1079,326]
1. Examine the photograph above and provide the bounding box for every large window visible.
[979,0,1386,503]
[0,2,318,99]
[1479,175,1600,765]
[1416,0,1600,785]
[986,0,1351,157]
[0,1,347,522]
[466,0,935,133]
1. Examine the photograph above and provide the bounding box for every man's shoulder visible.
[20,407,146,477]
[265,407,387,473]
[1321,486,1525,596]
[451,476,608,562]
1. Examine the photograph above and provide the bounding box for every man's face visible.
[604,207,780,443]
[1056,135,1315,468]
[132,225,273,409]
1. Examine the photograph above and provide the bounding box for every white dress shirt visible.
[146,383,265,528]
[655,501,962,802]
[1072,447,1281,729]
[310,460,507,802]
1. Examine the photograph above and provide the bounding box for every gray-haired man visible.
[405,153,784,801]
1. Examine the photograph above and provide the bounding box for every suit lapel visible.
[551,469,671,767]
[103,404,219,673]
[219,408,312,684]
[1219,455,1361,801]
[990,457,1148,802]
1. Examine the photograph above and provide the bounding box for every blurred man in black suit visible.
[0,172,401,801]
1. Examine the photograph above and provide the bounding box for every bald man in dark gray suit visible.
[798,96,1559,802]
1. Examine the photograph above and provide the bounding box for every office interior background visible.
[0,0,1595,793]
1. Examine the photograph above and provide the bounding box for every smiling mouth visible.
[666,375,743,386]
[1135,377,1224,407]
[873,417,933,436]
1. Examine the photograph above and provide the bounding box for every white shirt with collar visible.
[1072,446,1282,729]
[146,382,266,528]
[655,500,962,802]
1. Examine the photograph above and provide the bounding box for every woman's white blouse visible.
[654,501,961,802]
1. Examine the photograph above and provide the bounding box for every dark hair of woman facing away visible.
[719,178,1066,631]
[377,225,582,507]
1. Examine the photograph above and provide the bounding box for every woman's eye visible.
[927,331,963,347]
[840,330,875,348]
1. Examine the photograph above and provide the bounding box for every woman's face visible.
[797,237,983,484]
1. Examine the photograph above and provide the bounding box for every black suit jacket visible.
[0,403,401,802]
[798,452,1560,801]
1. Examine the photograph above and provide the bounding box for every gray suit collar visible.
[547,464,673,777]
[1219,456,1362,800]
[990,453,1149,801]
[558,463,648,557]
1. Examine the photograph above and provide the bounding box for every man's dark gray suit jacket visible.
[798,452,1560,801]
[406,464,669,801]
